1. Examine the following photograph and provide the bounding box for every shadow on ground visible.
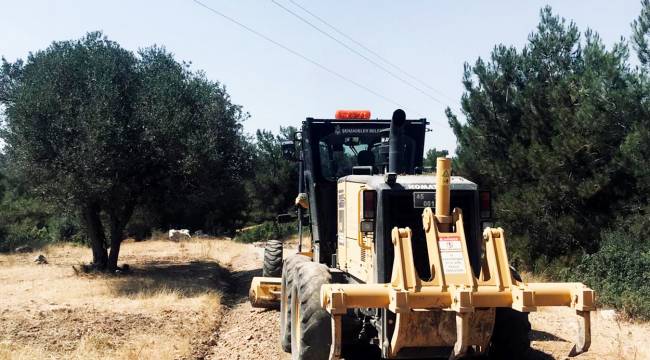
[531,329,567,342]
[524,348,556,360]
[110,260,230,298]
[342,346,554,360]
[223,268,263,305]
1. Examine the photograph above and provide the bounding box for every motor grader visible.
[250,109,594,359]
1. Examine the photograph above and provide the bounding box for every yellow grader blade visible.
[249,276,281,308]
[321,158,595,359]
[250,251,311,308]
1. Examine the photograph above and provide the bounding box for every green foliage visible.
[423,148,449,170]
[0,164,81,251]
[247,127,298,222]
[633,0,650,66]
[0,32,251,267]
[572,211,650,319]
[448,6,650,264]
[133,46,253,234]
[124,206,156,241]
[46,215,83,243]
[1,223,49,252]
[448,4,650,319]
[2,32,141,207]
[234,221,306,243]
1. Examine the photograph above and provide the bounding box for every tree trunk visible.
[82,202,108,270]
[107,230,122,272]
[106,202,135,271]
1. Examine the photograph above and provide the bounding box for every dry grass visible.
[0,237,251,360]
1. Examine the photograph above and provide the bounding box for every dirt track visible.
[206,246,289,360]
[207,242,650,360]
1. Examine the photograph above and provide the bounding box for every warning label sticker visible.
[438,236,466,274]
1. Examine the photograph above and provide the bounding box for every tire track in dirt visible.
[205,245,289,360]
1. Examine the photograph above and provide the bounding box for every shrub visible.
[126,221,152,241]
[0,222,51,252]
[150,229,167,241]
[0,201,82,251]
[573,228,650,319]
[47,215,81,242]
[234,221,306,243]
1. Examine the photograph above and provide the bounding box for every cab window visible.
[318,133,415,181]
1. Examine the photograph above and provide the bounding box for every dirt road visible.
[3,239,646,359]
[205,245,288,360]
[207,241,650,360]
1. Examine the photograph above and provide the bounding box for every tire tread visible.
[262,240,283,277]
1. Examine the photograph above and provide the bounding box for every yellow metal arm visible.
[321,219,595,359]
[321,156,595,359]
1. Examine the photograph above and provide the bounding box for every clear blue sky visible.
[0,1,643,153]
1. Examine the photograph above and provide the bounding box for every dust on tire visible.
[280,254,309,353]
[290,261,331,360]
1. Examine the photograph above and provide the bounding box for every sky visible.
[0,1,644,153]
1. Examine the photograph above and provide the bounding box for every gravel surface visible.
[206,246,289,360]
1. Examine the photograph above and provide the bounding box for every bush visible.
[0,222,51,252]
[0,185,74,251]
[234,221,306,243]
[126,221,152,241]
[0,193,82,251]
[47,215,81,242]
[573,228,650,319]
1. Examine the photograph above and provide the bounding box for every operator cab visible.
[298,111,427,265]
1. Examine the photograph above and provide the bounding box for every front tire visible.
[280,254,309,353]
[291,262,332,360]
[262,239,283,277]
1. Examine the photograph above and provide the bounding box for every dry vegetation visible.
[0,237,250,360]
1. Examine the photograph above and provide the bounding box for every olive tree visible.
[0,32,250,270]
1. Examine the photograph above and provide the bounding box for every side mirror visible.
[276,213,294,224]
[281,141,297,161]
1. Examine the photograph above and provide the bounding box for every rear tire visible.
[488,268,531,359]
[291,262,332,360]
[488,308,531,359]
[280,254,309,353]
[262,239,283,277]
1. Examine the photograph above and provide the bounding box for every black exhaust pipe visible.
[388,109,406,174]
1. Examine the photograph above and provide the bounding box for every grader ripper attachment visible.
[321,158,594,359]
[249,109,595,359]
